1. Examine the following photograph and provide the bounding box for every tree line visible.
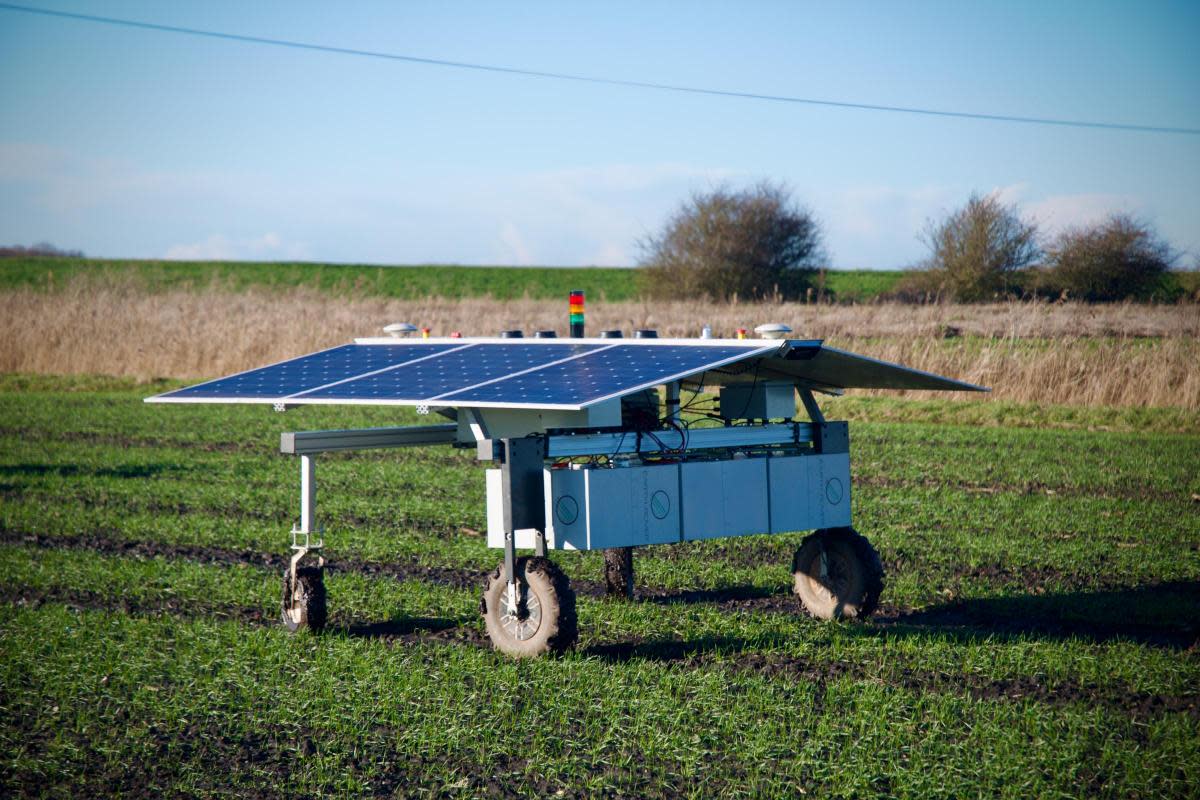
[639,183,1191,303]
[0,242,85,259]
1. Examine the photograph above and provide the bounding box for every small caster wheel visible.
[282,565,327,633]
[792,527,883,620]
[481,556,577,658]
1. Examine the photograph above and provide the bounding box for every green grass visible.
[0,257,642,301]
[4,257,1196,304]
[817,268,905,302]
[1,376,1197,797]
[1174,269,1200,296]
[1,257,907,303]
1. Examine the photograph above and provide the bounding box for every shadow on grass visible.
[871,580,1200,650]
[587,581,1200,663]
[0,462,188,480]
[641,584,780,605]
[584,635,751,663]
[331,614,461,639]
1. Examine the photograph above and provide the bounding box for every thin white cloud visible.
[164,233,309,261]
[984,183,1137,233]
[497,223,534,266]
[821,184,959,268]
[1024,193,1137,234]
[590,241,631,267]
[0,143,232,214]
[992,182,1030,208]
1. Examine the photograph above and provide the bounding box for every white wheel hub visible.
[499,582,542,641]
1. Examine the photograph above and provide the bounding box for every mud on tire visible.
[281,566,327,633]
[481,556,577,657]
[792,527,883,620]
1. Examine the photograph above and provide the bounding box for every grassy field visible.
[5,257,1199,303]
[0,257,904,303]
[1,375,1197,797]
[4,278,1197,408]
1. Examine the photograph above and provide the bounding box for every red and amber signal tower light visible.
[569,290,585,338]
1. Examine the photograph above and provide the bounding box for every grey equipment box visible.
[718,381,796,420]
[679,453,851,540]
[494,452,852,550]
[537,463,682,550]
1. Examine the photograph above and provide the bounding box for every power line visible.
[3,1,1198,137]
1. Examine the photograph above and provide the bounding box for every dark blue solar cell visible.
[159,343,461,400]
[297,343,603,401]
[439,344,768,406]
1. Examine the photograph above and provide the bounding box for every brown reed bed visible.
[1,279,1197,409]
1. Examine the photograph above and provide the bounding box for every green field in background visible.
[0,257,903,302]
[3,257,1198,302]
[1,375,1197,797]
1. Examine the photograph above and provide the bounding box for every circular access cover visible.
[555,495,579,525]
[650,490,671,520]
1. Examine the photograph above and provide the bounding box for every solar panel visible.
[147,337,986,411]
[758,345,987,392]
[146,339,779,410]
[296,342,603,402]
[159,342,464,400]
[440,344,768,407]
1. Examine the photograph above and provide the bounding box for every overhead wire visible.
[2,2,1198,136]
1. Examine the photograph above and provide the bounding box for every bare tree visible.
[639,182,826,301]
[1045,214,1176,301]
[920,192,1040,301]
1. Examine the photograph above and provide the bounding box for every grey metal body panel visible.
[542,464,682,550]
[485,469,541,549]
[500,437,546,534]
[680,459,770,540]
[767,452,852,532]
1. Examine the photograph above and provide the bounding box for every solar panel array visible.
[148,341,779,410]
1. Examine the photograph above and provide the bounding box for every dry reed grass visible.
[2,279,1197,409]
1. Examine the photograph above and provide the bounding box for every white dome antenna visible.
[754,323,792,340]
[383,323,419,338]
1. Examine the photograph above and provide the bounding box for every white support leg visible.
[290,455,324,596]
[300,455,316,535]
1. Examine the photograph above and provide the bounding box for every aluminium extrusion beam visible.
[280,423,458,455]
[545,422,815,458]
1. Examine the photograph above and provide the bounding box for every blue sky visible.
[1,0,1197,268]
